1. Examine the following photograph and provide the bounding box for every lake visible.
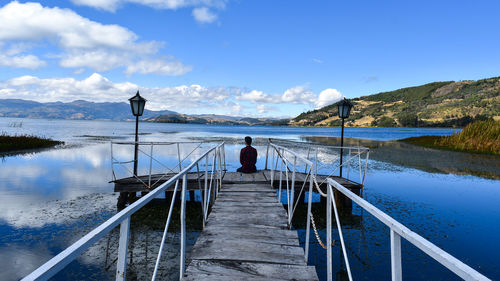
[0,117,498,280]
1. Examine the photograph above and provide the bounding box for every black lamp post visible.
[336,98,353,178]
[129,91,146,176]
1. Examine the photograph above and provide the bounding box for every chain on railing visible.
[22,142,225,281]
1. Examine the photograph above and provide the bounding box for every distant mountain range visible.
[0,99,277,125]
[289,76,500,127]
[3,75,499,128]
[0,99,176,121]
[143,114,277,125]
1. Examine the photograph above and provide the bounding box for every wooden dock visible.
[114,170,362,193]
[182,183,319,280]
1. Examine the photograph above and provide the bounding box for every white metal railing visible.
[266,138,370,186]
[110,141,226,190]
[22,142,225,281]
[325,178,490,281]
[267,140,489,281]
[268,142,317,264]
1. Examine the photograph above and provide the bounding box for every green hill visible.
[290,77,500,127]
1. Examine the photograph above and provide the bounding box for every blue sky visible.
[1,0,500,117]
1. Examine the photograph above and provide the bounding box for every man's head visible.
[245,136,252,146]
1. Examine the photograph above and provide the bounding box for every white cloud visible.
[59,50,127,72]
[315,88,343,108]
[0,1,190,75]
[192,7,217,23]
[238,90,276,103]
[0,2,137,50]
[71,0,228,11]
[0,53,46,69]
[0,72,344,116]
[281,85,316,104]
[312,58,323,64]
[0,73,232,111]
[125,58,193,76]
[231,102,242,114]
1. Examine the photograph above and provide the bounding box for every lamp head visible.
[336,98,353,119]
[129,91,147,117]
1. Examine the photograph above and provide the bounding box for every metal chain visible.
[309,212,335,249]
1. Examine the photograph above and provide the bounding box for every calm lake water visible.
[0,117,498,280]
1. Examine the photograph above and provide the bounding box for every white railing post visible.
[304,165,313,262]
[270,148,275,187]
[278,151,283,202]
[289,156,296,227]
[177,143,182,172]
[223,143,226,172]
[315,147,318,175]
[391,229,402,281]
[148,143,153,188]
[347,148,351,180]
[358,147,362,182]
[326,184,333,281]
[116,217,130,281]
[204,155,209,224]
[218,147,223,191]
[331,185,353,281]
[265,143,269,170]
[110,142,115,181]
[179,174,187,279]
[152,180,179,281]
[362,151,370,186]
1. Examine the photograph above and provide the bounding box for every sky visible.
[1,0,500,117]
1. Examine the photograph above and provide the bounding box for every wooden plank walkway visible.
[183,183,319,280]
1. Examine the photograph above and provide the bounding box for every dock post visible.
[180,174,187,278]
[116,217,130,281]
[391,230,402,281]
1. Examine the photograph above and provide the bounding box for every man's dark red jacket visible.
[240,146,257,173]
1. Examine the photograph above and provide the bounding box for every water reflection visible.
[0,119,498,280]
[303,136,500,180]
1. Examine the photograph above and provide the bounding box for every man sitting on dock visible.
[237,136,257,173]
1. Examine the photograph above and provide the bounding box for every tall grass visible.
[437,120,500,154]
[0,133,63,153]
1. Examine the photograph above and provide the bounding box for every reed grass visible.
[437,120,500,154]
[0,133,63,153]
[400,120,500,155]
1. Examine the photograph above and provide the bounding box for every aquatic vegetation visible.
[0,133,63,153]
[400,120,500,155]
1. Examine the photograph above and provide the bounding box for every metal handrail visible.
[22,142,225,281]
[267,141,489,281]
[326,178,490,281]
[110,141,206,187]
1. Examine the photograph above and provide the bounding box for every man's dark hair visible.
[245,136,252,145]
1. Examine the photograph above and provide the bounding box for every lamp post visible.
[129,91,147,176]
[336,98,353,178]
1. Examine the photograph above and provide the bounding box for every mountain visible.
[0,98,277,125]
[0,99,176,121]
[289,77,500,127]
[144,114,277,126]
